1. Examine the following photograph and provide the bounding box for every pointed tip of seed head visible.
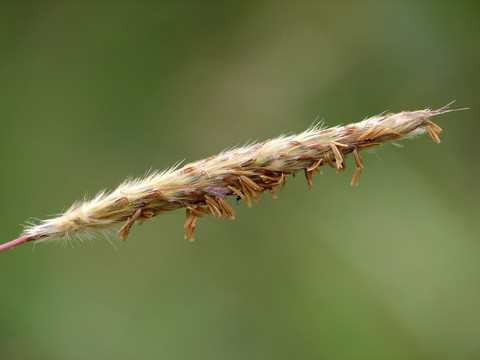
[429,101,469,116]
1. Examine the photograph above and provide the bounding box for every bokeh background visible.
[1,1,479,359]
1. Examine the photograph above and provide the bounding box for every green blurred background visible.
[1,1,479,359]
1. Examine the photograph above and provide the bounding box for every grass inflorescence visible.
[0,103,465,252]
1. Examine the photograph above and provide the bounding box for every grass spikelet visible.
[0,103,467,252]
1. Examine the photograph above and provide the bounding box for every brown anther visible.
[187,206,205,217]
[269,189,277,199]
[243,192,252,208]
[306,158,323,172]
[238,177,260,203]
[131,209,142,221]
[426,120,442,143]
[189,217,198,242]
[238,176,252,196]
[357,125,380,141]
[270,174,285,190]
[330,142,344,169]
[331,141,348,148]
[205,195,223,219]
[273,174,284,183]
[304,169,314,190]
[427,120,443,134]
[228,185,245,199]
[350,149,364,186]
[280,174,287,192]
[216,197,235,220]
[260,175,281,183]
[205,201,218,217]
[197,207,211,215]
[426,125,441,143]
[356,142,383,148]
[351,167,362,186]
[184,209,194,229]
[352,149,364,168]
[230,169,256,176]
[336,155,347,174]
[184,209,198,241]
[324,154,335,168]
[246,185,260,203]
[239,175,262,191]
[117,209,142,241]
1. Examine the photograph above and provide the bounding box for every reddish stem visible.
[0,235,34,253]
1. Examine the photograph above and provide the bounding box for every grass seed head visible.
[0,103,466,252]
